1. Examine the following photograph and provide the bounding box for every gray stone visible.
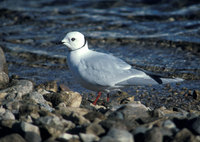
[173,128,199,142]
[0,47,8,89]
[45,91,82,108]
[108,111,124,120]
[0,107,6,115]
[60,91,82,107]
[60,111,90,125]
[4,100,20,114]
[35,115,75,137]
[153,107,188,118]
[0,133,26,142]
[191,117,200,135]
[79,133,99,142]
[0,80,33,100]
[162,120,176,129]
[20,115,33,123]
[0,47,8,74]
[0,109,15,120]
[20,121,41,142]
[58,133,79,141]
[192,90,200,100]
[100,119,128,131]
[0,119,16,129]
[25,92,54,112]
[115,103,150,120]
[132,126,148,136]
[26,92,46,104]
[58,106,90,116]
[86,123,105,136]
[144,127,163,142]
[36,81,58,93]
[90,103,106,110]
[84,111,106,122]
[19,102,40,120]
[131,126,147,142]
[105,128,134,142]
[0,72,9,89]
[0,92,7,100]
[160,128,174,138]
[100,136,116,142]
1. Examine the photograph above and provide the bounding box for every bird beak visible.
[61,38,71,47]
[61,38,67,44]
[55,41,63,45]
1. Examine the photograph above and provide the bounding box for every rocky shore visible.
[0,48,200,142]
[0,47,9,90]
[0,79,200,142]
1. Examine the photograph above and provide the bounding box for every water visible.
[0,0,200,93]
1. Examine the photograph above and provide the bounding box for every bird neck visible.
[70,42,89,55]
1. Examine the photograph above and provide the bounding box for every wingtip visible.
[160,77,184,84]
[174,77,184,82]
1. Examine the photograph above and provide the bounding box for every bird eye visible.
[71,38,75,41]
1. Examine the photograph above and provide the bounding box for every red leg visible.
[92,92,101,105]
[107,93,110,102]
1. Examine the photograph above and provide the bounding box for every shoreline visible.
[0,78,200,142]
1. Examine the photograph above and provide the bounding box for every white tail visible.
[161,77,184,84]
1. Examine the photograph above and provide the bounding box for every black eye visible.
[71,38,75,41]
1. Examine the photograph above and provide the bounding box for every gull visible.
[62,31,184,105]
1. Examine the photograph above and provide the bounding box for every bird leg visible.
[107,93,110,102]
[92,91,102,105]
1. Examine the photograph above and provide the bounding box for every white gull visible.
[62,31,183,105]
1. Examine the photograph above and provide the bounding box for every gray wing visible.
[78,51,147,87]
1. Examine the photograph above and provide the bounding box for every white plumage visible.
[62,31,183,105]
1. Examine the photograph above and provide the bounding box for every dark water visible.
[0,0,200,93]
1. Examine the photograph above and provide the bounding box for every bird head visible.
[62,31,87,51]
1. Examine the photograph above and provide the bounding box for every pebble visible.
[0,78,200,141]
[4,100,20,114]
[100,118,128,132]
[131,126,147,142]
[132,126,148,136]
[103,128,134,142]
[59,106,90,116]
[44,91,82,107]
[63,111,90,125]
[0,109,15,120]
[25,92,54,112]
[153,106,188,118]
[120,96,135,104]
[108,111,124,120]
[79,133,99,142]
[35,115,75,137]
[190,117,200,135]
[0,48,8,89]
[144,127,163,142]
[173,128,198,142]
[0,47,8,73]
[62,91,82,107]
[115,103,150,120]
[192,90,200,100]
[100,136,116,142]
[19,121,41,142]
[84,111,106,122]
[0,80,33,100]
[0,72,9,89]
[85,123,105,136]
[36,81,58,93]
[0,133,26,142]
[58,133,79,141]
[55,108,90,126]
[162,120,176,129]
[0,107,6,114]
